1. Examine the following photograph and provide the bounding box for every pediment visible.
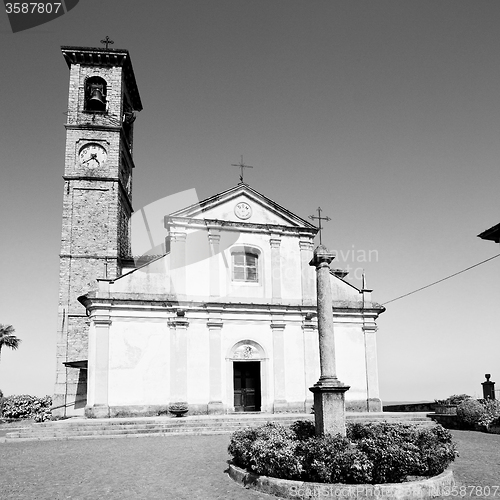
[167,183,317,231]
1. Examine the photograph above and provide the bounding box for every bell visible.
[87,88,106,111]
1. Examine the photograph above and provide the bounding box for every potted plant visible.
[168,402,188,417]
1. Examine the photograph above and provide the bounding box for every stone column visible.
[168,312,189,405]
[85,313,111,418]
[271,320,287,412]
[207,318,224,414]
[300,239,314,305]
[208,230,221,299]
[270,235,282,301]
[309,245,349,436]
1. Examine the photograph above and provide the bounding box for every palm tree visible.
[0,324,21,364]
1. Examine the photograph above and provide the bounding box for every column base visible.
[309,378,350,436]
[207,401,225,415]
[85,404,110,418]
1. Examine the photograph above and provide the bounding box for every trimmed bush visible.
[228,420,458,485]
[435,394,471,406]
[456,399,486,428]
[290,419,315,441]
[477,399,500,428]
[2,395,52,422]
[299,434,373,484]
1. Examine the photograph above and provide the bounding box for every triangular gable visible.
[168,183,318,230]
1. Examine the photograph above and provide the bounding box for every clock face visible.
[234,201,252,220]
[79,143,107,168]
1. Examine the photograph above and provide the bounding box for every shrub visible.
[2,395,52,422]
[249,423,303,480]
[290,419,315,441]
[299,434,373,484]
[435,394,471,406]
[228,420,457,484]
[477,399,500,428]
[414,425,458,477]
[228,426,260,469]
[350,423,421,483]
[456,399,487,428]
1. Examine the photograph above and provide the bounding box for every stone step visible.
[5,412,434,442]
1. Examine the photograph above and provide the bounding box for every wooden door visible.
[233,361,261,411]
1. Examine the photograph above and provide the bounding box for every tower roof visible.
[61,46,143,111]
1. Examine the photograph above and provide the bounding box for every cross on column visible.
[100,36,114,49]
[231,155,253,183]
[308,207,331,245]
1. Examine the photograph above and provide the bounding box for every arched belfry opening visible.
[85,76,107,112]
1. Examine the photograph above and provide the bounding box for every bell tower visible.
[54,44,142,415]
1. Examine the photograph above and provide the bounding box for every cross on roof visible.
[231,155,253,183]
[308,207,331,245]
[100,36,114,49]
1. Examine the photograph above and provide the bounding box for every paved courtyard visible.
[0,429,498,499]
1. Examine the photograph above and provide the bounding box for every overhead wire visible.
[381,253,500,305]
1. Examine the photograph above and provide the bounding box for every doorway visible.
[233,361,261,412]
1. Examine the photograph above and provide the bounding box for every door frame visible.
[226,340,269,412]
[233,360,261,412]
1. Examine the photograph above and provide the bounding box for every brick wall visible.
[54,52,139,416]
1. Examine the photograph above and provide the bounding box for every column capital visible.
[168,315,189,328]
[208,231,221,244]
[169,231,187,243]
[270,322,286,331]
[207,320,223,329]
[299,240,314,251]
[269,238,281,249]
[309,244,335,268]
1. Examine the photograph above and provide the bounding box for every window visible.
[232,251,258,282]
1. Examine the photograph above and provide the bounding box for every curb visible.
[228,464,455,499]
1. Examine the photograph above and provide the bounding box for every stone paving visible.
[0,429,498,499]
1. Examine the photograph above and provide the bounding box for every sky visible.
[1,0,500,404]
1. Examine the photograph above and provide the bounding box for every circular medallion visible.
[234,202,252,220]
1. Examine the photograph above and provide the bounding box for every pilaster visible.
[208,230,221,299]
[168,311,189,404]
[85,313,111,418]
[271,319,287,412]
[270,234,282,301]
[169,230,187,298]
[362,321,382,411]
[207,316,224,414]
[300,240,314,305]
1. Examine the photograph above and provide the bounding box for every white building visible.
[79,182,385,417]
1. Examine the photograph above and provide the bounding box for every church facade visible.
[54,45,385,418]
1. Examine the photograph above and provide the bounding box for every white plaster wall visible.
[334,323,368,402]
[283,324,307,402]
[108,319,170,406]
[111,256,171,294]
[186,321,210,403]
[280,237,303,300]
